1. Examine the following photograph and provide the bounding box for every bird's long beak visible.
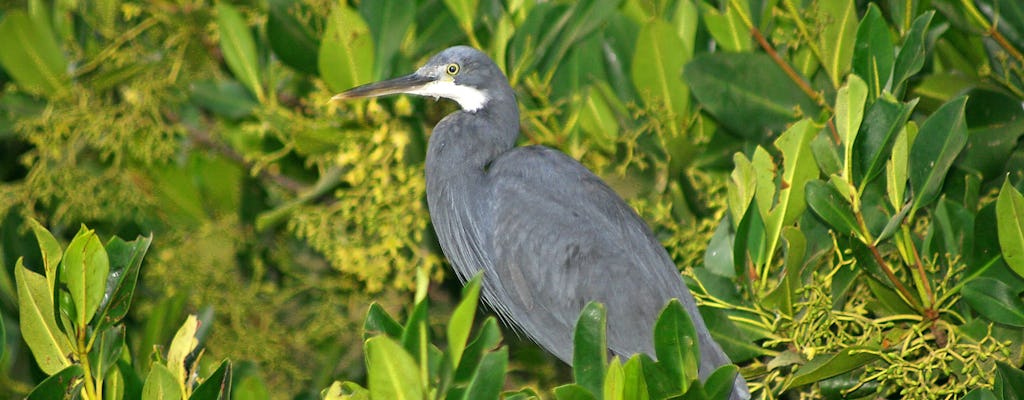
[331,73,436,101]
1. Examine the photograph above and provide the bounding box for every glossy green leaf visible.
[15,259,72,374]
[366,336,424,400]
[399,296,430,366]
[168,315,200,391]
[854,96,917,188]
[654,299,698,392]
[143,363,182,400]
[216,3,264,102]
[27,218,62,293]
[620,356,648,400]
[734,200,766,276]
[632,19,689,124]
[699,2,751,52]
[26,364,83,400]
[852,4,894,100]
[764,119,819,265]
[995,361,1024,400]
[577,85,620,152]
[836,74,867,179]
[963,388,998,400]
[704,219,736,278]
[190,360,233,400]
[816,0,858,87]
[62,226,110,329]
[574,301,608,396]
[806,180,860,236]
[787,346,878,388]
[319,4,374,93]
[361,0,414,79]
[892,11,934,95]
[96,234,151,331]
[89,324,124,382]
[267,0,321,74]
[460,347,507,400]
[0,10,69,97]
[909,96,969,213]
[448,273,482,370]
[364,303,403,340]
[962,277,1024,327]
[685,52,820,141]
[553,384,597,400]
[603,358,624,400]
[454,317,502,383]
[704,364,740,400]
[998,179,1024,278]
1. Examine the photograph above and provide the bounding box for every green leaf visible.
[454,317,502,383]
[852,4,894,100]
[216,3,264,102]
[699,2,751,52]
[321,381,369,400]
[448,273,482,370]
[190,359,232,400]
[267,0,321,74]
[836,74,868,180]
[963,389,998,400]
[909,96,969,213]
[319,3,374,93]
[764,119,819,266]
[553,384,597,400]
[685,52,820,141]
[995,361,1024,400]
[89,325,125,383]
[26,364,84,400]
[806,180,860,236]
[61,226,110,329]
[366,336,424,400]
[703,365,740,400]
[654,299,698,392]
[95,234,152,331]
[189,80,257,120]
[998,179,1024,278]
[15,259,72,374]
[854,96,917,188]
[886,123,913,208]
[167,315,200,393]
[574,301,608,397]
[442,0,478,40]
[143,363,183,400]
[620,356,649,400]
[962,277,1024,327]
[603,358,624,400]
[787,346,878,388]
[632,19,690,124]
[364,302,404,340]
[0,10,69,97]
[461,347,507,400]
[727,153,756,228]
[892,11,934,95]
[27,218,62,295]
[704,219,736,278]
[734,199,766,275]
[958,89,1024,180]
[360,0,414,79]
[816,0,858,87]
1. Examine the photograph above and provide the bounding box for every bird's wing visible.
[486,145,704,362]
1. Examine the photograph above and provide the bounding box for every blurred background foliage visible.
[2,0,1024,398]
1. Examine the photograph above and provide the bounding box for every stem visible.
[866,240,922,312]
[78,328,99,400]
[749,21,833,114]
[909,238,935,310]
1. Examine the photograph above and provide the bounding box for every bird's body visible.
[335,46,749,399]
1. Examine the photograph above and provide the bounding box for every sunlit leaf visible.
[366,336,424,400]
[319,4,374,93]
[448,273,482,370]
[997,179,1024,278]
[15,259,72,374]
[632,19,689,124]
[143,363,182,400]
[216,3,264,102]
[816,0,858,87]
[62,226,110,329]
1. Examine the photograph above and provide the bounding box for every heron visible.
[333,46,749,399]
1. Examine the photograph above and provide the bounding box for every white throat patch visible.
[407,80,489,112]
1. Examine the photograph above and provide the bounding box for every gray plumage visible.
[334,46,750,399]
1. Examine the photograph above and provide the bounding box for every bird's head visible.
[332,46,506,112]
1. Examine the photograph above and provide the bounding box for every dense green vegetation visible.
[3,0,1024,398]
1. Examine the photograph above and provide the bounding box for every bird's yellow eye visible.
[446,63,460,75]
